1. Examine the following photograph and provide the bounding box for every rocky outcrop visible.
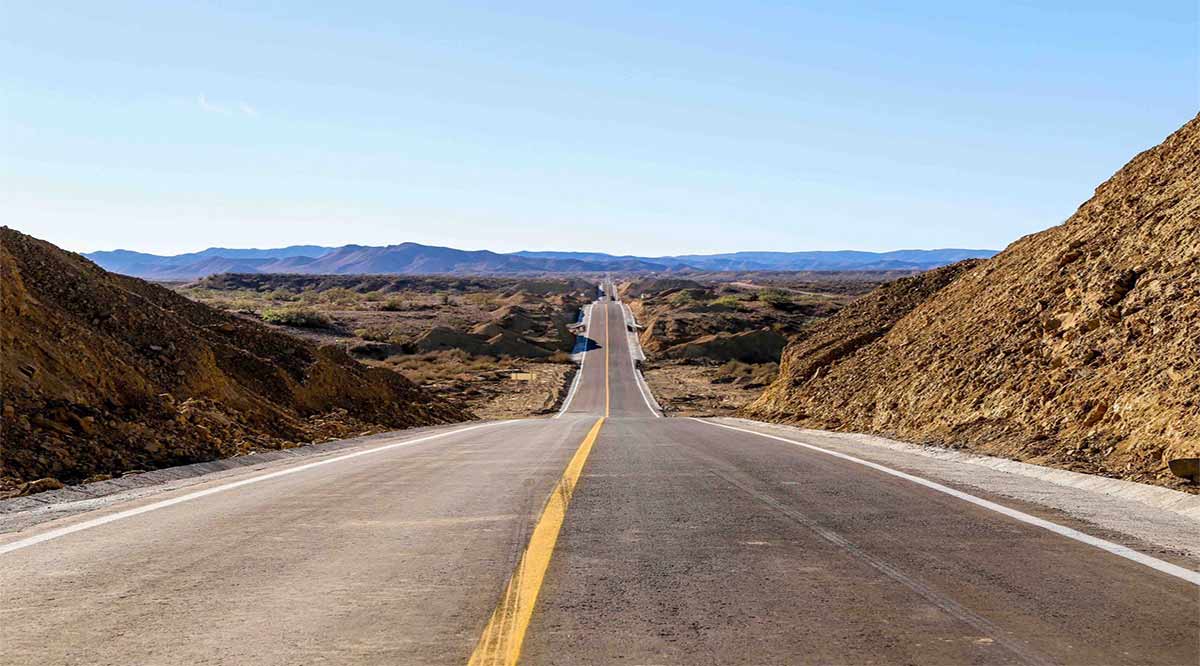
[745,114,1200,490]
[1,229,468,492]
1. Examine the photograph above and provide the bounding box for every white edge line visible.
[555,304,593,418]
[0,420,520,556]
[616,296,660,418]
[628,314,661,417]
[632,365,661,418]
[555,368,584,419]
[691,418,1200,586]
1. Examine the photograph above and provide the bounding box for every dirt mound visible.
[414,325,556,359]
[413,326,492,355]
[1,228,467,491]
[620,277,704,299]
[485,330,554,358]
[662,328,787,364]
[490,305,538,334]
[746,115,1200,489]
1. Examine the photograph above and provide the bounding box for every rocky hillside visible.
[1,229,467,494]
[760,260,983,383]
[746,114,1200,490]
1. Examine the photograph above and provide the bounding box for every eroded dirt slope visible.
[1,229,467,492]
[746,114,1200,489]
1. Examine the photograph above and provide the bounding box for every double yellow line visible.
[467,301,611,666]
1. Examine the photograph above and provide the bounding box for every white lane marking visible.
[615,297,660,418]
[0,420,520,556]
[555,368,584,419]
[630,354,661,418]
[556,304,594,418]
[692,419,1200,586]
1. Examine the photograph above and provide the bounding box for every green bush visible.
[261,307,331,328]
[379,298,407,312]
[710,295,742,310]
[267,289,299,302]
[758,289,792,307]
[668,290,697,306]
[320,287,358,305]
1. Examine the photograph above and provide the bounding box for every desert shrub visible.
[320,287,358,305]
[261,307,331,328]
[668,291,696,306]
[379,298,407,312]
[758,289,792,307]
[268,289,300,302]
[388,349,504,384]
[354,326,402,343]
[710,295,742,310]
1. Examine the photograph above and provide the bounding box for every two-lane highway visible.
[1,287,1197,665]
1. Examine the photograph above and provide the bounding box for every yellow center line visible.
[467,416,606,666]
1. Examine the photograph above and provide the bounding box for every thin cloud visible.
[197,94,229,115]
[197,94,258,118]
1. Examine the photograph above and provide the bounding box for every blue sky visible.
[2,1,1196,256]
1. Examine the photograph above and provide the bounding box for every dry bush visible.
[389,350,506,383]
[261,307,331,328]
[709,295,743,310]
[320,287,359,306]
[354,326,403,343]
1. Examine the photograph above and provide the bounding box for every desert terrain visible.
[177,273,594,419]
[622,274,885,415]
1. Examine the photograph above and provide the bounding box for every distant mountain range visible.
[83,243,997,280]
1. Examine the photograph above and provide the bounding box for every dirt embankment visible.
[746,114,1200,490]
[622,278,847,364]
[1,229,467,495]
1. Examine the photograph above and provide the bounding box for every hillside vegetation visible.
[746,114,1200,489]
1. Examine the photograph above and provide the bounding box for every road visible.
[1,285,1197,665]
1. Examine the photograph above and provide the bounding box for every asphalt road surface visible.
[2,286,1197,665]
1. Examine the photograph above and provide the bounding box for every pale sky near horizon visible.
[3,2,1197,256]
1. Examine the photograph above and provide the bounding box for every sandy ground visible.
[642,362,767,416]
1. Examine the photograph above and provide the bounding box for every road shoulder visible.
[0,419,510,535]
[707,417,1200,563]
